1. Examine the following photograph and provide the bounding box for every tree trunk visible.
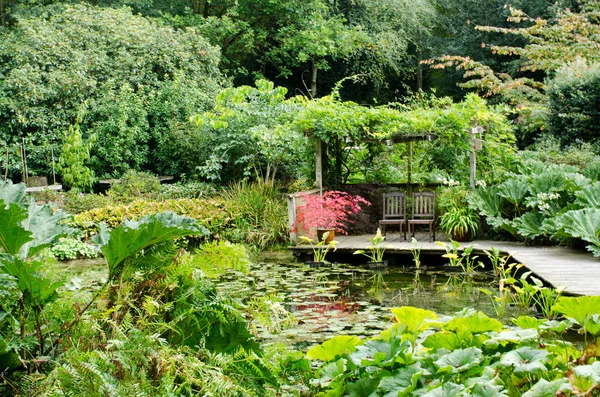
[416,27,423,92]
[310,61,318,98]
[0,0,5,27]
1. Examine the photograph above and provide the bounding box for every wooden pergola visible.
[314,132,438,192]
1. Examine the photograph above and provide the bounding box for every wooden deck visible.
[292,234,600,296]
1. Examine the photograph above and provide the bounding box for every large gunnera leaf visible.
[422,382,467,397]
[468,186,503,218]
[516,212,546,239]
[0,181,70,258]
[498,178,528,207]
[575,181,600,209]
[378,364,422,397]
[556,209,600,255]
[0,201,32,256]
[93,212,208,280]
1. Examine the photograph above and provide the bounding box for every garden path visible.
[293,234,600,296]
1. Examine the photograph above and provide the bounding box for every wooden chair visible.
[378,192,407,240]
[408,192,436,241]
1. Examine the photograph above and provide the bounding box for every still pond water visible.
[215,252,529,349]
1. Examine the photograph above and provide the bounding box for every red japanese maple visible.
[292,190,370,237]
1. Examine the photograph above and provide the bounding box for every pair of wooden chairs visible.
[378,192,436,241]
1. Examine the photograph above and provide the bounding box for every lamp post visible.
[469,126,484,189]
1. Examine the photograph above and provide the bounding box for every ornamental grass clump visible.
[292,190,370,239]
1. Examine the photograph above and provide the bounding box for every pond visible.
[215,252,531,349]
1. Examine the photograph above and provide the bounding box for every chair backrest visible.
[382,192,406,220]
[412,192,435,219]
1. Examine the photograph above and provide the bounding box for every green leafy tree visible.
[0,4,223,177]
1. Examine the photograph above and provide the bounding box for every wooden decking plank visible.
[292,235,600,296]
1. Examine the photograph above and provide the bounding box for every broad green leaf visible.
[470,382,508,397]
[421,382,467,397]
[350,338,410,367]
[311,358,347,388]
[93,212,208,280]
[0,201,32,256]
[307,335,361,362]
[573,361,600,383]
[346,377,379,397]
[378,365,422,397]
[390,307,438,335]
[423,331,471,351]
[516,212,546,239]
[20,202,70,258]
[485,328,538,347]
[512,316,545,330]
[499,347,548,376]
[435,347,483,374]
[444,312,503,334]
[0,255,63,309]
[556,209,600,255]
[0,181,26,207]
[553,296,600,336]
[575,181,600,209]
[498,178,528,206]
[522,378,572,397]
[469,186,503,218]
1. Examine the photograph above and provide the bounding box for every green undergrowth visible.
[308,302,600,396]
[70,182,288,249]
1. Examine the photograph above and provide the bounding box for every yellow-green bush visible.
[71,183,288,249]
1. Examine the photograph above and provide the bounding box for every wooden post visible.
[315,139,323,194]
[287,194,298,245]
[470,151,476,189]
[407,141,413,185]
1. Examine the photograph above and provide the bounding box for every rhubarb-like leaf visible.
[307,335,361,362]
[553,296,600,336]
[0,201,32,256]
[522,378,571,397]
[93,212,208,280]
[391,307,438,335]
[499,347,548,376]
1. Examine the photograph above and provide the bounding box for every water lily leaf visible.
[470,382,508,397]
[435,347,483,374]
[522,378,572,397]
[421,382,467,397]
[378,364,422,397]
[307,335,361,361]
[445,312,503,334]
[499,346,548,376]
[346,377,380,397]
[390,307,438,335]
[553,296,600,336]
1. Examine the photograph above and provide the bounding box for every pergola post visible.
[315,139,323,194]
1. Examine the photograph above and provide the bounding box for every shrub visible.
[62,191,112,214]
[547,60,600,147]
[50,237,98,261]
[160,181,219,199]
[108,170,162,203]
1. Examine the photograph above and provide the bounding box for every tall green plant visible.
[57,108,96,192]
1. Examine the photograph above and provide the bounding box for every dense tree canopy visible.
[0,3,223,177]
